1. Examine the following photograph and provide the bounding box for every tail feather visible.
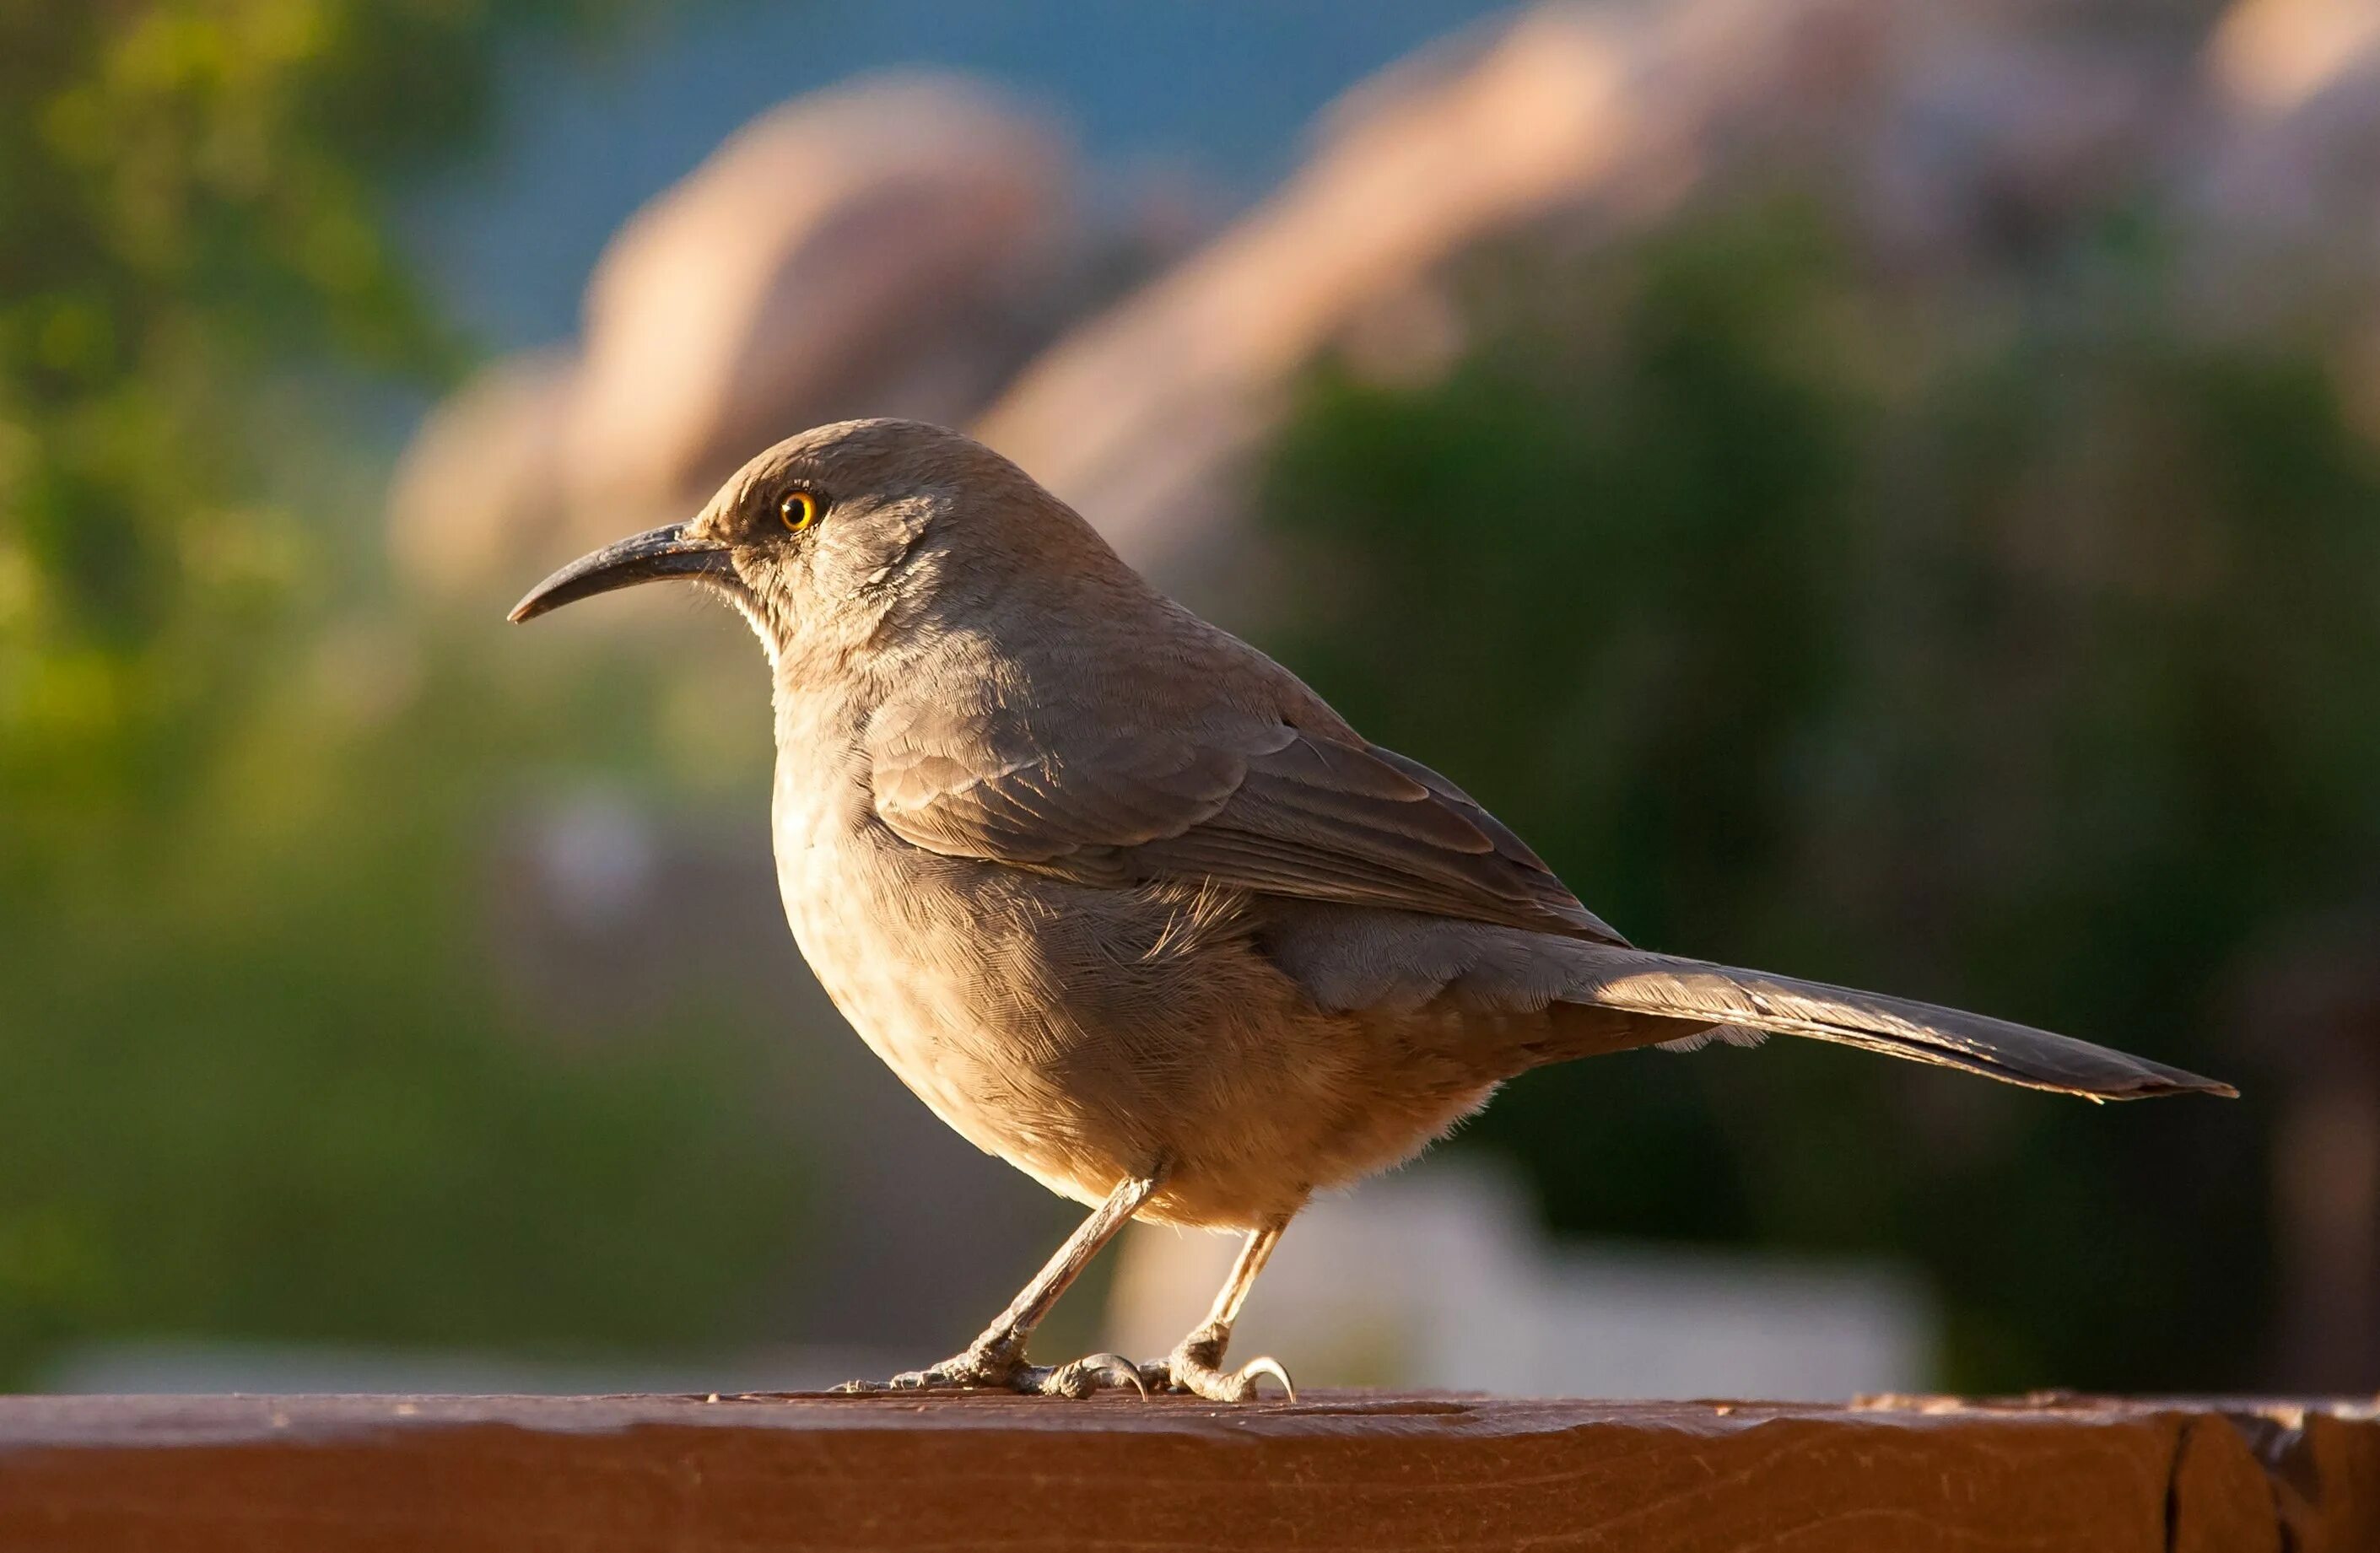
[1654,1024,1769,1054]
[1568,948,2233,1101]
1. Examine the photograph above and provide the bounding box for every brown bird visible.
[511,418,2234,1401]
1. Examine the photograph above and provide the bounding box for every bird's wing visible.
[866,691,1625,943]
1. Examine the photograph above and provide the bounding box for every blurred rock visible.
[389,349,575,596]
[395,3,2380,607]
[2198,0,2380,272]
[974,1,1659,592]
[1857,13,2183,267]
[391,73,1081,595]
[2210,0,2380,115]
[565,73,1075,520]
[974,0,2198,597]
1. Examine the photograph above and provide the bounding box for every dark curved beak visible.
[508,523,735,623]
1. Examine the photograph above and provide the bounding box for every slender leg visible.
[1146,1221,1297,1402]
[837,1171,1163,1398]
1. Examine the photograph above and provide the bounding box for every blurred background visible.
[5,0,2377,1399]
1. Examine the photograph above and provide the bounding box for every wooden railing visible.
[2,1391,2373,1550]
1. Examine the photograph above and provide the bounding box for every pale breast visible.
[769,750,1501,1228]
[774,755,1140,1202]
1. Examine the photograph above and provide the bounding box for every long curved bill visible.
[508,523,734,623]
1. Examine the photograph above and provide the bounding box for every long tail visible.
[1549,946,2234,1101]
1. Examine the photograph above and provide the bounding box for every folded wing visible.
[866,689,1624,944]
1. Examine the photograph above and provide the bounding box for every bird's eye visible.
[780,489,822,532]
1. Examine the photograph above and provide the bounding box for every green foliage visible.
[1259,197,2378,1390]
[0,626,804,1379]
[0,0,632,872]
[0,2,812,1388]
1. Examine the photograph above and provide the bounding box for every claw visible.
[1039,1351,1149,1399]
[1157,1337,1298,1402]
[1082,1351,1152,1399]
[1235,1355,1296,1402]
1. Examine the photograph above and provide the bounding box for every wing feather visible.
[867,690,1623,943]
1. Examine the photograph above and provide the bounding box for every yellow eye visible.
[780,489,822,532]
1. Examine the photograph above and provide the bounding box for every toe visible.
[1035,1351,1149,1399]
[1163,1347,1298,1403]
[841,1346,1025,1394]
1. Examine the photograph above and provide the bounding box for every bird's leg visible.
[837,1171,1162,1398]
[1143,1221,1296,1402]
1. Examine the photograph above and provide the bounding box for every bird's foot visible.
[1141,1324,1296,1403]
[834,1340,1148,1399]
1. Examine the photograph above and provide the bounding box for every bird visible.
[510,417,2234,1402]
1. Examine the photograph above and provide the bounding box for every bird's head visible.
[509,418,1125,669]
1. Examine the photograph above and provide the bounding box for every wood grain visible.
[0,1392,2372,1551]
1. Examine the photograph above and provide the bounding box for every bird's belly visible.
[774,812,1495,1228]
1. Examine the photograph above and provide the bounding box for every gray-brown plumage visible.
[511,418,2232,1401]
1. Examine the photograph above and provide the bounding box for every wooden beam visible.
[2,1392,2373,1550]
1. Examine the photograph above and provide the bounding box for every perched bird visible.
[511,418,2233,1400]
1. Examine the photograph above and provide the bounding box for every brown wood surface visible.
[0,1391,2373,1551]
